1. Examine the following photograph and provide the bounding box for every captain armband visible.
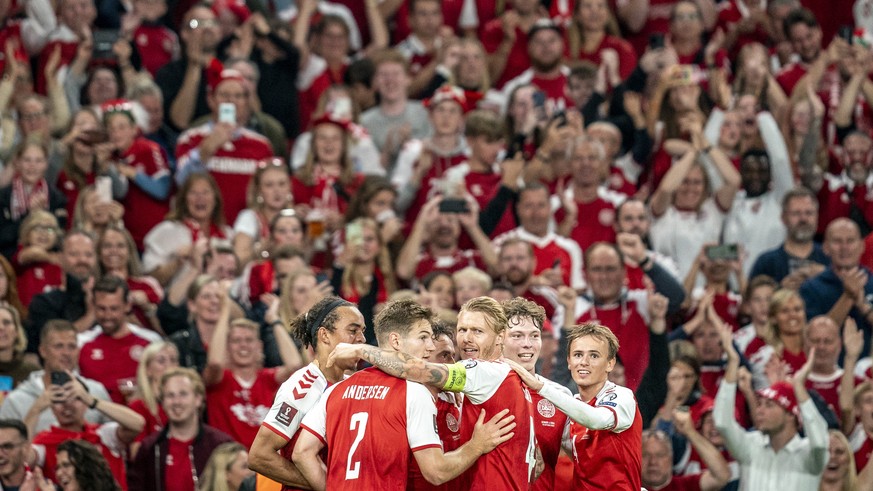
[442,363,467,392]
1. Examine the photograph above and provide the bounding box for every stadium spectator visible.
[128,368,234,491]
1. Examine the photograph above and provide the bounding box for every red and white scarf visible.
[10,176,48,220]
[183,218,227,242]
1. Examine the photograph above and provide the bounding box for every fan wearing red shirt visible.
[850,381,873,472]
[443,109,520,241]
[127,0,180,76]
[204,288,303,448]
[496,239,561,322]
[565,0,637,80]
[640,411,731,491]
[175,68,273,224]
[501,298,570,491]
[77,276,162,405]
[103,100,172,249]
[129,368,234,491]
[508,322,642,490]
[32,373,146,489]
[326,297,539,490]
[493,184,586,290]
[482,0,550,88]
[775,8,824,95]
[395,197,497,286]
[555,136,625,252]
[292,299,516,490]
[502,20,572,111]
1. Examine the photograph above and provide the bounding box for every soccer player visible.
[501,298,570,491]
[292,299,515,490]
[506,322,643,490]
[327,296,537,490]
[247,297,366,490]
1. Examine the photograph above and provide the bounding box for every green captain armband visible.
[443,363,467,392]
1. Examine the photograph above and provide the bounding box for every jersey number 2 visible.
[345,412,369,479]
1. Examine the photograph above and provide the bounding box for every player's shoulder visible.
[595,381,636,406]
[276,364,327,404]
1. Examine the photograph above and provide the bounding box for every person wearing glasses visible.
[155,4,222,132]
[0,419,39,490]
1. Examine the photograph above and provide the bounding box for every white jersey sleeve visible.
[262,364,329,441]
[406,382,441,452]
[594,383,637,433]
[459,359,512,405]
[299,384,336,443]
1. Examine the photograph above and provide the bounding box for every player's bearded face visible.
[456,311,504,361]
[567,336,614,390]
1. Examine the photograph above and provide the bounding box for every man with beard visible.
[396,195,498,285]
[802,131,873,237]
[26,230,98,350]
[501,20,570,111]
[497,239,559,320]
[555,136,625,252]
[775,7,825,95]
[750,187,829,289]
[493,183,585,290]
[721,116,794,278]
[497,239,559,377]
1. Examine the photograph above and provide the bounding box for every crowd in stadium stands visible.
[1,0,873,489]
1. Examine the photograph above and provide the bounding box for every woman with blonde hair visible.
[332,217,396,343]
[0,305,39,386]
[198,442,253,491]
[128,341,179,458]
[819,429,862,491]
[232,159,294,266]
[70,185,125,237]
[97,226,163,332]
[0,256,26,320]
[565,0,635,81]
[744,288,807,389]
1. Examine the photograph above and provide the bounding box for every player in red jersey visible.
[293,299,515,490]
[501,297,570,491]
[247,297,366,490]
[508,322,643,490]
[327,296,538,490]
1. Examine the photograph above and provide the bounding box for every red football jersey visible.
[133,23,179,76]
[78,328,153,404]
[493,228,586,289]
[413,248,487,282]
[165,437,195,491]
[531,389,570,491]
[175,124,273,224]
[454,359,537,491]
[120,137,172,248]
[568,381,642,491]
[482,21,531,88]
[407,391,464,491]
[301,368,441,490]
[206,368,281,448]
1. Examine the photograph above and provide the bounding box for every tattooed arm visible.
[328,343,451,389]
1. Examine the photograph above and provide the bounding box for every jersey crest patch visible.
[537,399,556,418]
[446,412,459,432]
